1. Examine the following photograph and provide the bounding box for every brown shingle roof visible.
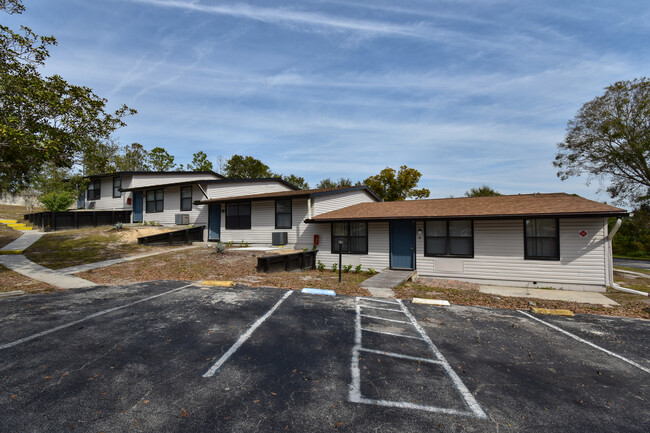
[196,186,379,204]
[307,193,627,221]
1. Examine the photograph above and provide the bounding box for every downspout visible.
[606,218,648,296]
[307,197,312,219]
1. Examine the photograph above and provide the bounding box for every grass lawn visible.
[23,227,171,270]
[0,264,57,293]
[77,247,373,297]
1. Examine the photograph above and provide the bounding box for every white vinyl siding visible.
[206,181,294,199]
[131,172,220,188]
[84,176,132,210]
[416,218,608,292]
[312,190,376,216]
[142,185,207,226]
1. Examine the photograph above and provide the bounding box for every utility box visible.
[175,214,190,225]
[272,232,288,246]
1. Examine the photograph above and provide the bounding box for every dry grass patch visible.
[78,247,372,296]
[0,264,58,293]
[394,282,650,319]
[23,226,172,269]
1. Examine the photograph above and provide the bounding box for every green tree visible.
[554,78,650,205]
[283,174,309,189]
[316,177,353,189]
[147,146,176,171]
[114,143,150,171]
[364,166,430,201]
[81,140,120,175]
[187,151,213,172]
[464,185,502,197]
[223,154,273,178]
[0,0,136,193]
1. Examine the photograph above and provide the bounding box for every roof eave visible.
[305,211,628,223]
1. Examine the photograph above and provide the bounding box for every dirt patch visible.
[115,227,178,243]
[394,282,650,319]
[0,264,58,293]
[414,277,480,291]
[77,247,372,297]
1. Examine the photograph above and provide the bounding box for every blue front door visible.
[133,191,143,223]
[209,204,221,241]
[390,220,415,270]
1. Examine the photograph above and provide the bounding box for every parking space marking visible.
[360,314,410,324]
[360,328,425,340]
[518,310,650,375]
[359,298,400,305]
[350,297,488,418]
[360,305,403,312]
[359,347,444,365]
[0,283,194,351]
[203,290,293,377]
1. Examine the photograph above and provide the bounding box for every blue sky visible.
[8,0,650,200]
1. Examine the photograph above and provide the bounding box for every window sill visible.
[424,254,473,258]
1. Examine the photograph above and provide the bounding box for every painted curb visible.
[0,290,25,298]
[530,307,574,316]
[0,250,23,255]
[301,288,336,296]
[412,298,451,306]
[202,280,236,287]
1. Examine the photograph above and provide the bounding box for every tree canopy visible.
[223,154,273,179]
[282,174,309,190]
[464,185,502,197]
[316,177,355,189]
[187,151,213,172]
[554,77,650,205]
[147,147,176,171]
[0,0,136,193]
[364,166,430,201]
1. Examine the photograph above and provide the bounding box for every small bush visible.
[312,244,318,251]
[215,242,226,254]
[114,221,123,230]
[332,263,338,272]
[343,264,353,273]
[354,264,362,273]
[226,241,234,247]
[317,260,325,271]
[39,190,76,212]
[366,267,377,275]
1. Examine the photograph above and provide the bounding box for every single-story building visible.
[303,193,627,292]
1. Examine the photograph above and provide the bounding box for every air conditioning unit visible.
[272,232,288,246]
[175,214,190,225]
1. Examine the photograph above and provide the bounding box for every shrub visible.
[114,221,123,230]
[39,190,76,212]
[317,260,325,271]
[366,267,377,275]
[332,263,338,272]
[215,242,226,253]
[354,264,362,273]
[343,264,353,273]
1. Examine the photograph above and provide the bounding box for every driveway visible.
[1,282,648,432]
[614,257,650,270]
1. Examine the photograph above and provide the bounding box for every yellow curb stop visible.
[530,307,574,316]
[412,298,451,306]
[202,280,236,287]
[0,250,23,255]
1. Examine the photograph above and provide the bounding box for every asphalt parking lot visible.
[1,281,649,432]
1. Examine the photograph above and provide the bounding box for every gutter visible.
[608,218,622,240]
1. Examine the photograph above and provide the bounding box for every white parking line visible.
[360,305,403,312]
[359,298,400,305]
[203,290,293,377]
[359,347,443,365]
[360,314,410,324]
[0,283,194,351]
[518,310,650,375]
[361,328,425,340]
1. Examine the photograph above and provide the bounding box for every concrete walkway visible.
[0,254,96,289]
[58,245,199,275]
[0,231,43,253]
[360,269,416,298]
[479,285,619,306]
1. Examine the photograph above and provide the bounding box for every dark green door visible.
[209,204,221,241]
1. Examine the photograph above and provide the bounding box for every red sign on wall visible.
[579,230,588,237]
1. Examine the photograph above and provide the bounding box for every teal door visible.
[390,220,415,270]
[133,191,143,223]
[209,204,221,241]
